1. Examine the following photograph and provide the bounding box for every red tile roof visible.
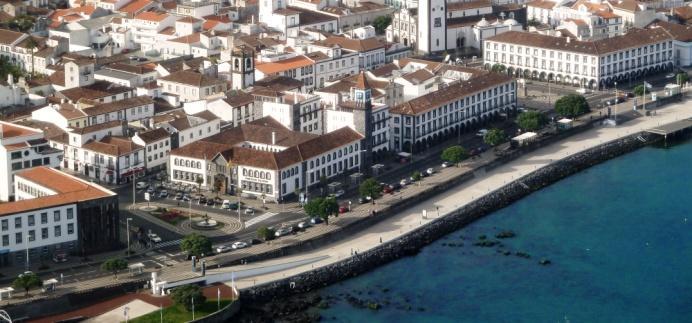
[0,167,114,216]
[256,55,314,75]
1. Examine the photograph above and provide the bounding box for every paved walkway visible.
[224,96,692,291]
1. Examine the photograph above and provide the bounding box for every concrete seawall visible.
[240,133,656,302]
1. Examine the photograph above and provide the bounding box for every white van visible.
[221,200,231,209]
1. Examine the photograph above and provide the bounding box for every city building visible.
[157,70,228,103]
[483,28,674,89]
[390,72,516,153]
[0,121,63,202]
[0,166,119,266]
[132,128,171,173]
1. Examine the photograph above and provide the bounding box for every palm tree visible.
[25,36,37,78]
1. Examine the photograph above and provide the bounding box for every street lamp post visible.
[614,81,618,123]
[126,218,132,254]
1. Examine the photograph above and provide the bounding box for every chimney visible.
[271,131,276,145]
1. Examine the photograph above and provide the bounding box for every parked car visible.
[245,208,255,215]
[182,194,191,202]
[128,55,139,60]
[441,161,451,168]
[333,189,345,198]
[199,196,207,204]
[625,92,635,98]
[309,217,323,224]
[426,168,435,175]
[221,200,231,209]
[420,170,430,177]
[298,221,313,229]
[136,182,148,189]
[147,233,162,243]
[232,241,248,249]
[666,73,676,79]
[389,183,402,191]
[52,252,68,263]
[137,57,148,62]
[400,178,409,186]
[382,185,393,194]
[274,227,294,237]
[146,186,155,194]
[476,129,489,137]
[174,192,183,200]
[216,245,232,253]
[339,206,349,213]
[158,190,168,198]
[358,197,369,204]
[206,198,215,206]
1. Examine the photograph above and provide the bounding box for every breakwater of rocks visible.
[239,132,657,308]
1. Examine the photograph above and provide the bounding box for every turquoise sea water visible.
[317,141,692,323]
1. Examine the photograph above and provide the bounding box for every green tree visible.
[13,272,42,296]
[101,258,128,278]
[171,284,206,312]
[411,171,422,182]
[212,177,223,196]
[516,111,547,131]
[256,226,275,241]
[359,178,381,200]
[554,94,590,117]
[633,84,645,96]
[490,63,506,73]
[677,73,689,85]
[319,175,328,197]
[304,197,325,218]
[320,196,339,225]
[195,176,203,193]
[372,15,392,34]
[441,145,467,166]
[180,233,212,257]
[483,128,507,146]
[527,18,540,27]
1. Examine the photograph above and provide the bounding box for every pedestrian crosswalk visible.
[245,212,277,228]
[155,239,182,249]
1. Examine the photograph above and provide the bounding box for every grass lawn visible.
[129,299,233,323]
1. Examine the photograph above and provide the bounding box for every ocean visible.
[316,140,692,323]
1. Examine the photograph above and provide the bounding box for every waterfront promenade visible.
[228,98,692,291]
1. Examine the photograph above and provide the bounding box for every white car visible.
[244,208,254,215]
[147,233,162,243]
[221,200,231,209]
[334,189,345,198]
[232,241,248,249]
[426,168,435,175]
[476,129,489,137]
[136,182,148,189]
[216,245,232,253]
[441,161,451,168]
[666,73,675,79]
[298,221,312,229]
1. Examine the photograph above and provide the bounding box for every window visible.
[54,210,60,222]
[15,232,21,244]
[67,208,74,220]
[54,225,61,237]
[41,212,47,224]
[11,151,21,159]
[1,219,7,231]
[67,223,74,235]
[14,217,21,229]
[28,230,35,242]
[1,235,7,246]
[41,228,48,239]
[28,214,34,226]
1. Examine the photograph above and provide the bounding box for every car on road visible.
[426,168,435,175]
[147,233,162,243]
[400,178,409,186]
[158,190,168,198]
[221,199,231,209]
[129,55,139,60]
[182,194,191,202]
[339,206,349,213]
[146,186,155,194]
[244,208,255,215]
[333,189,345,198]
[310,217,323,224]
[52,252,68,263]
[136,57,148,62]
[174,192,183,200]
[382,185,393,194]
[199,196,207,204]
[206,198,215,206]
[216,245,232,253]
[274,226,294,237]
[666,73,676,79]
[358,196,369,204]
[298,221,313,229]
[389,183,402,191]
[232,241,248,249]
[441,161,451,168]
[476,129,488,137]
[136,182,148,189]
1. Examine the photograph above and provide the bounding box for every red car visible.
[339,206,349,213]
[382,186,393,194]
